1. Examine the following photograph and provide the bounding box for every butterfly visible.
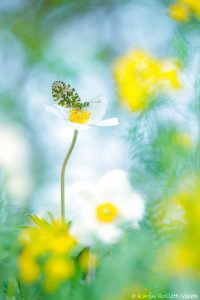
[52,81,89,109]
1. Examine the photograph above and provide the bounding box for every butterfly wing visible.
[52,81,66,103]
[52,81,89,109]
[64,84,82,108]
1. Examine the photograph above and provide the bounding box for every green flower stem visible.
[61,129,78,224]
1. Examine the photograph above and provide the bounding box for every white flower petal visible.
[68,181,97,221]
[67,121,91,131]
[88,96,107,123]
[95,118,119,127]
[69,181,97,202]
[70,220,98,246]
[97,169,133,203]
[96,225,123,244]
[119,192,145,223]
[44,104,67,120]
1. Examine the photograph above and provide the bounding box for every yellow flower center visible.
[69,108,91,124]
[96,202,118,223]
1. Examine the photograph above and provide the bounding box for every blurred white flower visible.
[67,169,145,245]
[0,125,32,203]
[7,172,33,202]
[0,126,29,171]
[44,95,119,131]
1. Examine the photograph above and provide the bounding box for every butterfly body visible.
[52,81,89,109]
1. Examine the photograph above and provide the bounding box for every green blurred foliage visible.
[0,186,24,299]
[0,0,200,299]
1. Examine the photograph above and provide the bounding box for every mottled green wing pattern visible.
[52,81,89,109]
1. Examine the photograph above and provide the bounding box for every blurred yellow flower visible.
[160,178,200,276]
[79,250,97,272]
[18,216,78,291]
[162,243,196,275]
[173,132,192,148]
[113,50,181,112]
[43,257,75,292]
[19,216,77,255]
[169,3,189,21]
[18,252,40,283]
[169,0,200,22]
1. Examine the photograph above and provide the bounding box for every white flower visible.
[44,96,119,130]
[67,169,145,245]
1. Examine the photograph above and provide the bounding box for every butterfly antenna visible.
[89,100,102,104]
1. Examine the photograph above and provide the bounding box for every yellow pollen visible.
[69,109,91,124]
[96,202,118,223]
